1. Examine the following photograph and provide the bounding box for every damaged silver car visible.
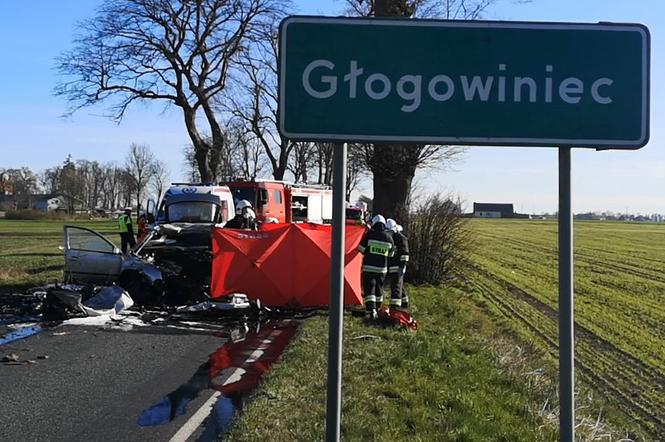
[62,183,243,306]
[63,226,164,304]
[63,224,250,309]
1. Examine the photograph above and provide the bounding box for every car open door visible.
[63,226,124,284]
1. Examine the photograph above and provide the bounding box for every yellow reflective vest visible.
[118,214,132,233]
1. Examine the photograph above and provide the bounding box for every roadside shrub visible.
[406,194,474,284]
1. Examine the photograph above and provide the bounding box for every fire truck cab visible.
[221,180,333,224]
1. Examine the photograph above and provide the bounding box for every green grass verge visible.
[0,219,117,292]
[227,286,560,442]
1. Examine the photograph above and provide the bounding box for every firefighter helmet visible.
[385,218,397,232]
[235,199,252,214]
[371,214,386,226]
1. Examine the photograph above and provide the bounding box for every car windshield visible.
[167,202,218,223]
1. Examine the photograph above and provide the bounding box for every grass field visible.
[228,287,562,441]
[467,219,665,439]
[0,219,117,292]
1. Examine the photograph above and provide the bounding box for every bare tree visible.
[231,125,265,180]
[346,144,365,201]
[226,14,295,180]
[3,168,38,210]
[73,160,105,211]
[346,0,493,19]
[150,159,170,204]
[102,164,128,210]
[59,155,80,213]
[38,168,60,195]
[344,0,492,224]
[313,142,334,185]
[39,158,133,212]
[125,143,156,216]
[56,0,288,182]
[119,169,137,209]
[288,142,314,183]
[183,133,236,182]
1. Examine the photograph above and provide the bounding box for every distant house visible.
[32,194,64,212]
[473,202,514,218]
[0,194,64,212]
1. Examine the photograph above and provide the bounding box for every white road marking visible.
[213,367,247,387]
[168,328,284,442]
[168,391,221,442]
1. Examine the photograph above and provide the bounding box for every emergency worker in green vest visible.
[358,214,394,320]
[118,208,136,253]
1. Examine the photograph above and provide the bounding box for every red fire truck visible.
[221,179,333,224]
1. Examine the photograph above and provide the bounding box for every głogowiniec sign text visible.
[278,17,650,149]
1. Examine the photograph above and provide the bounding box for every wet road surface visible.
[0,318,297,441]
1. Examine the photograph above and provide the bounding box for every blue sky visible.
[0,0,662,213]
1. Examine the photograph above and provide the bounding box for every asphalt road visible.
[0,322,232,442]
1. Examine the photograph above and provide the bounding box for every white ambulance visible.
[151,183,236,226]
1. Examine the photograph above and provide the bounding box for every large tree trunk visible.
[370,144,417,226]
[200,99,226,182]
[272,136,291,180]
[371,0,415,225]
[183,106,213,182]
[371,143,412,218]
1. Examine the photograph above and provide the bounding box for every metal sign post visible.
[558,147,574,441]
[325,142,347,442]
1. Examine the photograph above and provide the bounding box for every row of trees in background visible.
[183,137,363,201]
[1,144,168,215]
[55,0,493,227]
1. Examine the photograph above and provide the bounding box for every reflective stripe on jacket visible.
[358,227,394,274]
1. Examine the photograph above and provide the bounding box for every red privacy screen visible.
[211,223,365,308]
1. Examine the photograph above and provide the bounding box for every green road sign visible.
[278,17,650,149]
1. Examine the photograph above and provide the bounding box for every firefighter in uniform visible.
[385,219,410,309]
[118,208,136,254]
[225,200,258,230]
[358,214,394,319]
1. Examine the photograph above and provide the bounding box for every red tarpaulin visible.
[211,223,366,307]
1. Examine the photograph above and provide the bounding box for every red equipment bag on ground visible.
[211,223,366,308]
[377,306,419,331]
